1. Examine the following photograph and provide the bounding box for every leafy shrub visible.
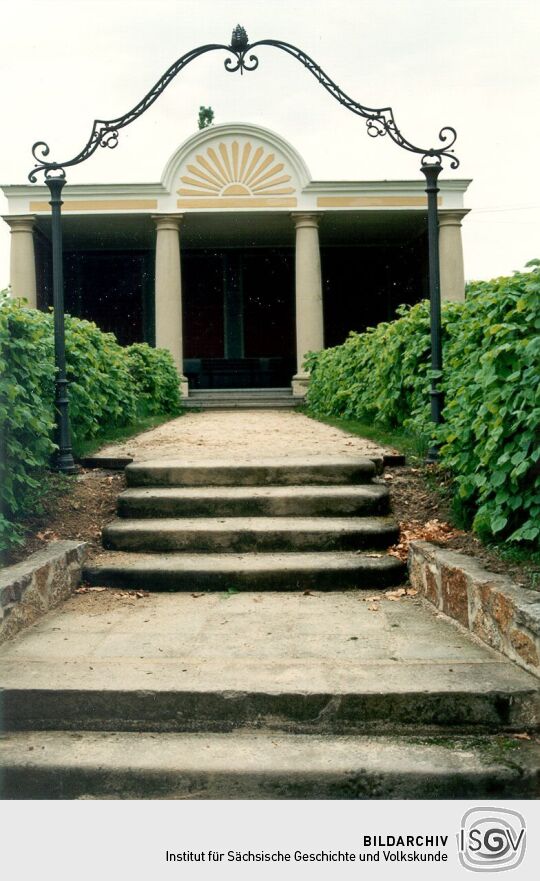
[0,301,56,549]
[65,316,138,446]
[126,343,182,417]
[440,262,540,544]
[0,294,181,550]
[306,262,540,545]
[305,299,435,433]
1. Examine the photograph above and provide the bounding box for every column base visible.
[179,376,189,398]
[291,373,310,398]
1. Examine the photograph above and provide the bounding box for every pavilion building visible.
[2,122,470,397]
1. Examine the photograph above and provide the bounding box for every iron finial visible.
[230,25,249,52]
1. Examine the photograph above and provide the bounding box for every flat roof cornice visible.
[306,179,472,192]
[2,178,471,198]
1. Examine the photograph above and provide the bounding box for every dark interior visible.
[36,232,427,388]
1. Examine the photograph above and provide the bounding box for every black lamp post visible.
[46,174,77,473]
[421,162,444,462]
[29,25,459,472]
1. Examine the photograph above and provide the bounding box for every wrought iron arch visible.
[29,25,459,470]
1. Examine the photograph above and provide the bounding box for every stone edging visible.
[0,541,87,645]
[408,541,540,678]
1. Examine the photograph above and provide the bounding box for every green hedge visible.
[306,261,540,545]
[0,296,181,550]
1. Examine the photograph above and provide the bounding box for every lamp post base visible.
[425,446,440,464]
[53,451,78,474]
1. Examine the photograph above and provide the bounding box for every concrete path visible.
[0,588,530,687]
[1,589,537,726]
[94,410,392,463]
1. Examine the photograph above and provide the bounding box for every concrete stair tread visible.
[119,485,389,500]
[83,550,405,590]
[117,484,390,518]
[1,657,536,698]
[85,549,403,571]
[2,731,539,799]
[182,401,301,409]
[128,455,377,469]
[105,515,397,533]
[182,389,301,409]
[84,551,400,572]
[102,516,399,553]
[126,456,381,487]
[189,388,293,395]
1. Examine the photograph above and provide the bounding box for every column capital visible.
[291,212,322,230]
[438,209,470,228]
[3,214,36,233]
[152,213,184,232]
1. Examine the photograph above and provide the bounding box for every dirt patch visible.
[386,465,539,591]
[67,586,152,614]
[5,470,124,566]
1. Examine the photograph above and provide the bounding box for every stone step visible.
[2,731,539,799]
[102,516,399,553]
[183,389,301,409]
[125,456,381,488]
[83,550,405,590]
[189,388,293,396]
[117,484,391,519]
[182,399,301,409]
[2,656,537,734]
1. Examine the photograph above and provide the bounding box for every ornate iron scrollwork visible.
[225,23,259,74]
[29,25,458,181]
[244,38,458,168]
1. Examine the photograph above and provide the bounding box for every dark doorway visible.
[182,248,295,388]
[321,236,428,348]
[61,250,154,346]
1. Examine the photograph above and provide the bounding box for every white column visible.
[292,213,324,397]
[439,209,469,302]
[153,214,188,396]
[5,215,37,307]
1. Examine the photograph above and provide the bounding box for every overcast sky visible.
[1,0,539,285]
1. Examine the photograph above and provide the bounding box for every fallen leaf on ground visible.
[367,604,380,612]
[514,733,531,740]
[75,586,106,593]
[389,518,464,561]
[36,530,60,541]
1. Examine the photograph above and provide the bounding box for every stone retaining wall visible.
[409,541,540,678]
[0,541,87,644]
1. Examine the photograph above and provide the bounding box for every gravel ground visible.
[94,410,394,462]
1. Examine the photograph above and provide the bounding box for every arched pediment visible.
[161,123,311,207]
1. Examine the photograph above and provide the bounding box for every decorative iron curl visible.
[224,52,259,74]
[100,129,119,149]
[28,25,459,181]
